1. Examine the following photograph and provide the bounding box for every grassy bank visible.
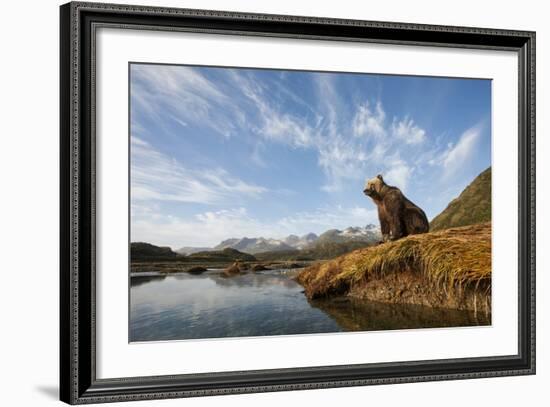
[296,223,491,313]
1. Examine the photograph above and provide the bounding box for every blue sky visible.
[130,63,491,248]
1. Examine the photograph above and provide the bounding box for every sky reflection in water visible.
[130,270,490,342]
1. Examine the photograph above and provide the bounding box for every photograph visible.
[57,2,536,403]
[129,63,492,342]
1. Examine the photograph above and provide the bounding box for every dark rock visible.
[286,263,304,269]
[186,266,207,275]
[224,262,241,276]
[251,264,269,271]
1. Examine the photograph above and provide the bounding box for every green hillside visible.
[254,240,374,262]
[430,167,491,231]
[130,242,178,260]
[130,242,257,263]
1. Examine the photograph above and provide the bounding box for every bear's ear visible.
[376,174,384,182]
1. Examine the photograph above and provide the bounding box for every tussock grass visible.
[296,222,491,299]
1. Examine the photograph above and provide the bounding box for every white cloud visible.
[383,157,413,191]
[312,76,426,191]
[353,101,386,138]
[391,116,426,144]
[441,124,482,178]
[278,206,378,232]
[250,143,268,168]
[228,70,315,149]
[262,112,314,148]
[170,115,188,128]
[315,74,342,134]
[131,64,238,138]
[132,208,259,248]
[131,136,266,205]
[317,138,367,192]
[133,65,430,194]
[132,205,379,248]
[133,64,226,102]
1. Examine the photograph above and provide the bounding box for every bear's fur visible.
[363,174,429,242]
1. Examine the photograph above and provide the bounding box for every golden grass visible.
[296,222,491,299]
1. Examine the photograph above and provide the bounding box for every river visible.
[130,269,490,342]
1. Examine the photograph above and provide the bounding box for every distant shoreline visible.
[130,259,318,274]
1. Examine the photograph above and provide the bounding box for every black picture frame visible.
[60,1,536,404]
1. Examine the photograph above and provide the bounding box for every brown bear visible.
[363,174,429,242]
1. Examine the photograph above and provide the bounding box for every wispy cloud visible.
[262,112,315,148]
[317,137,368,192]
[228,70,316,149]
[278,206,378,233]
[133,207,268,248]
[441,123,483,178]
[131,64,239,138]
[391,116,426,144]
[311,76,427,192]
[383,156,413,191]
[132,65,435,193]
[353,101,386,138]
[131,136,266,205]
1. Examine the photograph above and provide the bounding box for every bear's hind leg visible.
[380,218,390,242]
[387,212,404,241]
[385,196,405,241]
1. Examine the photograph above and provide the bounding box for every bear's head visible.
[363,174,385,199]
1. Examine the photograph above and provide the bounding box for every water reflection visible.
[309,297,490,332]
[129,271,490,342]
[208,270,300,289]
[129,275,166,288]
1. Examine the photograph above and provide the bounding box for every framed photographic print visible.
[60,1,536,404]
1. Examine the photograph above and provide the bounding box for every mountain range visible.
[176,224,381,255]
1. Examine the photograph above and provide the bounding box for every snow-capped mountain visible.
[175,246,212,255]
[283,232,319,249]
[176,225,380,255]
[317,224,381,244]
[214,237,295,254]
[178,226,380,255]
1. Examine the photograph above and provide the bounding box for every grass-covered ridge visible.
[188,248,257,262]
[430,167,491,231]
[130,242,178,260]
[254,240,375,262]
[296,223,491,310]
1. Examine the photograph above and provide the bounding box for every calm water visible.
[130,270,490,342]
